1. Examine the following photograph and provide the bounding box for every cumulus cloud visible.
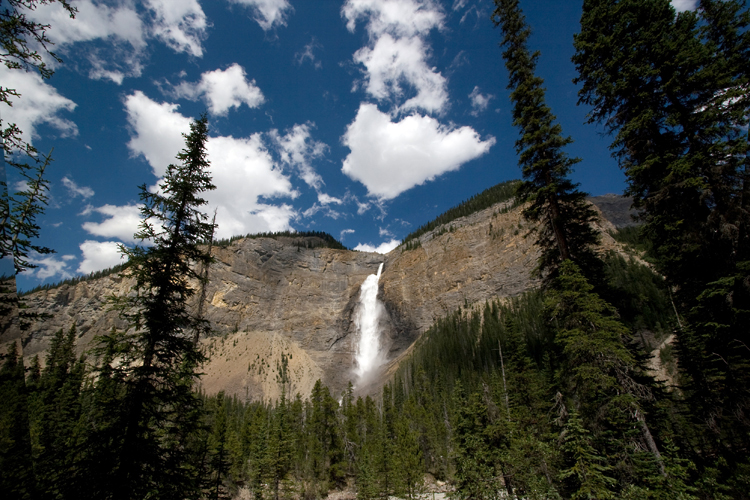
[78,240,125,274]
[82,204,143,243]
[671,0,698,12]
[354,239,400,254]
[343,0,448,115]
[353,34,448,114]
[24,253,75,281]
[124,91,191,176]
[33,0,145,48]
[172,64,265,115]
[342,103,495,200]
[270,123,328,190]
[228,0,293,31]
[340,228,355,241]
[124,92,298,239]
[145,0,208,57]
[31,0,207,82]
[62,177,95,199]
[0,65,77,148]
[342,0,444,38]
[469,86,493,116]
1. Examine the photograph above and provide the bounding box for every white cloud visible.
[318,193,343,205]
[342,0,444,38]
[296,38,322,69]
[34,0,145,48]
[342,103,495,200]
[0,66,77,148]
[344,0,447,115]
[469,86,493,116]
[61,177,94,199]
[228,0,293,31]
[301,203,341,220]
[124,92,298,239]
[31,0,207,82]
[354,239,400,254]
[82,204,143,243]
[25,253,75,281]
[172,64,265,115]
[145,0,208,57]
[124,91,192,177]
[379,227,393,237]
[78,240,125,274]
[353,34,448,114]
[671,0,698,12]
[270,123,328,189]
[340,228,355,240]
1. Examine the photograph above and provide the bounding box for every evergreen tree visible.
[451,384,502,500]
[558,412,616,500]
[207,392,231,500]
[572,0,750,470]
[547,261,666,488]
[30,325,87,498]
[0,343,36,499]
[493,0,600,283]
[92,114,216,500]
[1,0,76,330]
[393,400,425,500]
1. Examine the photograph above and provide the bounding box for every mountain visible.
[6,193,632,401]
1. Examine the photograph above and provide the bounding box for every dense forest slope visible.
[9,193,630,401]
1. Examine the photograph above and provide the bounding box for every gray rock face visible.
[588,194,638,228]
[11,202,551,400]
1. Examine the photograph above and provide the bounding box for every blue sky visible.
[7,0,697,290]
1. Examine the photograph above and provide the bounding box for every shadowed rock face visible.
[9,201,579,401]
[588,194,638,228]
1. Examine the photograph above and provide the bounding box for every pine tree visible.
[558,412,616,500]
[451,384,502,500]
[93,114,216,500]
[547,260,666,485]
[207,392,231,500]
[572,0,750,467]
[1,0,76,331]
[493,0,600,283]
[30,325,87,498]
[393,400,425,500]
[0,343,36,500]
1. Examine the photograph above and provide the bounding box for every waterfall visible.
[354,263,385,382]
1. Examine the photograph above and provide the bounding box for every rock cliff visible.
[8,197,626,401]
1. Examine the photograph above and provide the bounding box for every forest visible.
[3,0,750,499]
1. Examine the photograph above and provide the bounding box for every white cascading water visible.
[354,263,386,382]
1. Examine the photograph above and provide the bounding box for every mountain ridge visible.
[5,192,632,401]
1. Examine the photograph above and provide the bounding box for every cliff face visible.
[11,199,622,401]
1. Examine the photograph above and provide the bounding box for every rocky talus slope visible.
[8,198,626,401]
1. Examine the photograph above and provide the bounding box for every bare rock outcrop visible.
[10,201,581,401]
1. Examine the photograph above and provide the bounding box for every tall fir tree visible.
[572,0,750,468]
[493,0,600,284]
[0,343,36,500]
[91,114,216,500]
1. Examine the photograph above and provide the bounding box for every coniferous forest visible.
[3,0,750,499]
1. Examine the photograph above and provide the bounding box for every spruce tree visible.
[573,0,750,468]
[493,0,600,283]
[558,412,616,500]
[30,325,87,498]
[93,114,216,500]
[546,261,666,487]
[0,343,36,500]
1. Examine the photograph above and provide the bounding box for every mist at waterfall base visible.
[354,263,387,385]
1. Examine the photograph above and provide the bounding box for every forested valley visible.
[3,0,750,499]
